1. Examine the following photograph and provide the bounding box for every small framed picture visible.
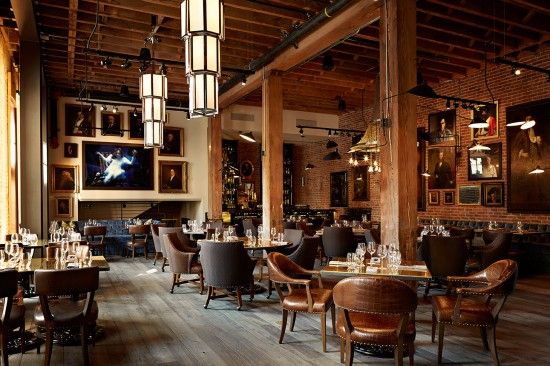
[159,127,184,156]
[51,165,78,193]
[428,191,439,205]
[458,185,481,205]
[55,197,73,218]
[443,191,454,205]
[65,104,95,137]
[428,109,456,145]
[159,161,188,193]
[64,143,78,158]
[471,102,498,140]
[482,182,504,207]
[128,110,143,139]
[101,112,123,136]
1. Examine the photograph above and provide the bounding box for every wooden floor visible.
[10,257,550,366]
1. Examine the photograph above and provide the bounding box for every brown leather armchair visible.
[267,252,335,352]
[126,224,150,259]
[34,267,99,366]
[431,259,518,365]
[83,226,107,256]
[164,232,203,294]
[200,241,256,310]
[322,227,356,260]
[420,235,468,296]
[150,223,166,266]
[475,232,513,269]
[333,277,418,366]
[0,269,26,365]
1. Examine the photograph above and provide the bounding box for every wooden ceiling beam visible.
[67,0,78,83]
[220,0,382,109]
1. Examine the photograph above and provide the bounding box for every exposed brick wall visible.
[292,46,550,224]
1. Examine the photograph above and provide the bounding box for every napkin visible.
[365,266,378,273]
[328,260,349,266]
[399,264,428,270]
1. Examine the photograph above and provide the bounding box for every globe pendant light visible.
[139,71,168,148]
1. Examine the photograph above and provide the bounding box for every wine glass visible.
[367,242,376,261]
[228,226,235,237]
[214,228,220,242]
[270,227,277,241]
[377,245,388,268]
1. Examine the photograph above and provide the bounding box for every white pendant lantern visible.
[139,72,168,148]
[181,0,224,117]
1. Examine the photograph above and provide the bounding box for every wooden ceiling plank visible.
[67,0,78,83]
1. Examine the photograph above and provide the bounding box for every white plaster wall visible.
[49,97,209,222]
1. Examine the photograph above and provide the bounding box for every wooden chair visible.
[34,267,99,366]
[267,252,335,352]
[164,232,203,294]
[431,259,518,365]
[83,226,107,256]
[0,269,26,366]
[333,276,418,366]
[200,241,256,310]
[125,225,150,259]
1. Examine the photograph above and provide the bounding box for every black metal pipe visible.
[220,0,352,94]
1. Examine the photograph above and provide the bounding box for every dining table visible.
[320,261,432,282]
[0,239,50,258]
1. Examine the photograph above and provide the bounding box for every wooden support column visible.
[379,0,417,260]
[261,71,284,232]
[208,114,222,220]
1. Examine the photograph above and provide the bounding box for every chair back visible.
[242,218,258,237]
[207,220,223,231]
[481,232,513,269]
[283,229,304,247]
[481,259,518,296]
[35,267,99,297]
[164,232,196,274]
[158,227,182,257]
[322,226,355,258]
[83,225,107,237]
[421,235,468,278]
[287,236,319,270]
[283,221,296,230]
[128,225,150,245]
[482,229,505,245]
[267,252,308,285]
[333,276,417,314]
[0,269,18,299]
[150,223,167,252]
[199,241,253,288]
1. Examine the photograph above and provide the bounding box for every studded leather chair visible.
[322,227,356,260]
[431,259,518,365]
[333,277,418,366]
[267,252,335,352]
[0,269,26,365]
[126,225,150,259]
[83,226,107,256]
[476,232,513,269]
[34,267,99,366]
[200,241,256,310]
[164,232,203,294]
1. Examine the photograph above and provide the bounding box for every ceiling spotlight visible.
[512,68,521,76]
[326,140,338,149]
[100,104,106,111]
[453,101,459,109]
[299,128,304,137]
[305,163,315,170]
[241,75,247,86]
[445,99,451,109]
[120,59,132,69]
[112,106,118,113]
[333,131,339,136]
[322,53,334,71]
[461,102,468,109]
[338,98,346,111]
[133,107,138,117]
[100,56,112,68]
[139,47,151,61]
[239,131,256,143]
[328,129,331,136]
[159,63,168,75]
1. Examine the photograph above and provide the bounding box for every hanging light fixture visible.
[181,0,224,117]
[468,140,491,152]
[468,114,489,129]
[239,131,256,142]
[528,166,546,174]
[139,69,168,148]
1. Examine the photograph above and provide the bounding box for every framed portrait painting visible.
[428,109,456,145]
[471,102,498,140]
[54,197,73,218]
[128,110,144,139]
[468,142,502,180]
[428,191,439,205]
[65,104,95,137]
[351,165,369,201]
[507,99,550,212]
[82,142,154,190]
[101,112,123,136]
[64,143,78,158]
[159,161,188,193]
[51,165,78,193]
[159,127,184,157]
[443,191,454,205]
[482,182,504,207]
[427,146,456,189]
[330,171,348,207]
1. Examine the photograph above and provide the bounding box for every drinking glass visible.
[0,249,5,265]
[228,226,235,237]
[517,221,523,232]
[10,233,18,243]
[367,242,376,260]
[206,223,211,231]
[222,230,229,242]
[257,225,263,239]
[182,224,188,232]
[377,245,388,268]
[346,252,355,268]
[270,227,277,241]
[214,228,220,241]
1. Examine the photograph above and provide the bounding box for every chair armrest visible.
[171,250,195,273]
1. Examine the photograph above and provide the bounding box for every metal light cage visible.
[139,73,168,148]
[188,72,219,117]
[181,0,225,40]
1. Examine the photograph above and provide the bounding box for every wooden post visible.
[379,0,417,260]
[208,114,222,220]
[261,70,284,232]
